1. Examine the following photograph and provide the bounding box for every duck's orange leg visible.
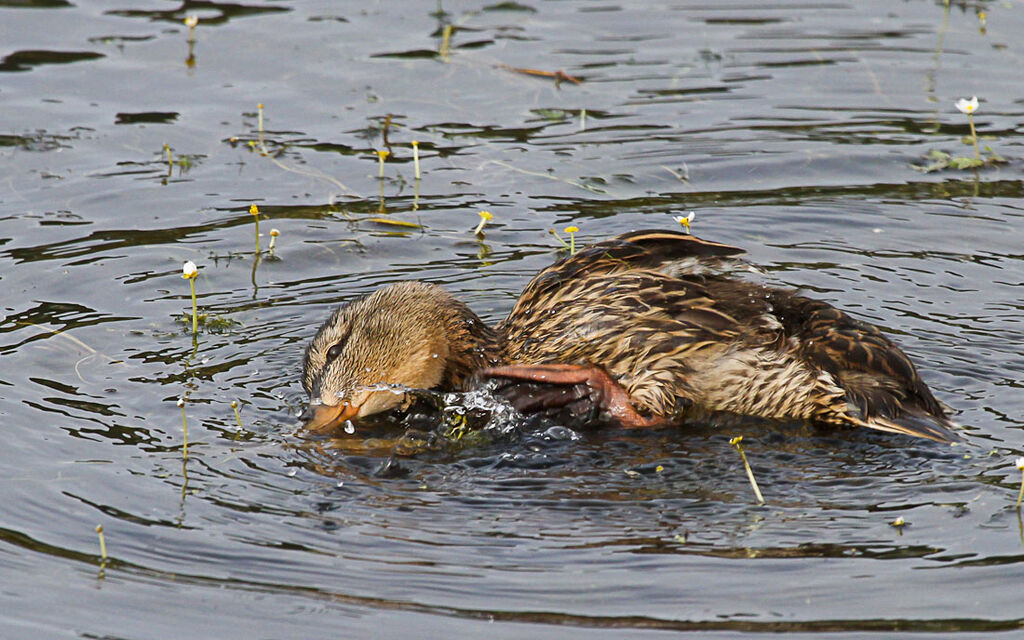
[480,364,668,428]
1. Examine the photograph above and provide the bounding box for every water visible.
[2,0,1024,637]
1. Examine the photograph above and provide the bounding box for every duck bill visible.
[303,402,361,434]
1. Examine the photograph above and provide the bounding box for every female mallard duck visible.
[302,230,959,443]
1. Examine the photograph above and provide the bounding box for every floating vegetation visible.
[914,148,1005,173]
[914,96,1007,172]
[177,312,239,333]
[365,217,422,229]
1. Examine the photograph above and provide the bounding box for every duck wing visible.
[768,292,960,443]
[516,230,744,306]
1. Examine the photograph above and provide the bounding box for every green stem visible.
[180,402,189,460]
[95,525,107,561]
[968,113,980,162]
[732,441,765,504]
[254,215,261,254]
[1017,472,1023,509]
[188,277,198,335]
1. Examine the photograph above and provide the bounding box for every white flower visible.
[177,397,185,408]
[1015,456,1024,470]
[891,516,906,527]
[674,211,695,231]
[184,14,198,28]
[955,96,979,115]
[182,260,198,279]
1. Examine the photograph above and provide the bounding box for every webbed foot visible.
[480,363,668,429]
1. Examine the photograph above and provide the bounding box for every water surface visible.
[2,0,1024,637]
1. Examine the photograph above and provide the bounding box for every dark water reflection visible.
[3,0,1024,636]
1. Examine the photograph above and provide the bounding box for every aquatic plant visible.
[257,103,264,149]
[269,228,280,256]
[915,96,1005,172]
[1016,457,1024,508]
[411,140,421,180]
[674,212,695,233]
[549,228,570,251]
[231,400,243,429]
[95,524,107,562]
[729,436,765,505]
[473,210,492,236]
[377,149,390,178]
[956,97,981,165]
[439,24,453,61]
[178,397,189,459]
[182,260,199,335]
[249,204,261,254]
[565,225,579,255]
[184,14,198,42]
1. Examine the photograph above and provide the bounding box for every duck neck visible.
[440,300,505,390]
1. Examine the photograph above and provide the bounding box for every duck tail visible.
[853,411,963,444]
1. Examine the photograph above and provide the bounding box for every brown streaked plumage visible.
[301,230,960,443]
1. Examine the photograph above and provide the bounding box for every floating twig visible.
[498,64,581,86]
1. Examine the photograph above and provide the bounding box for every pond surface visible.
[3,0,1024,637]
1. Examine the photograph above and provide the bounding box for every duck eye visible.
[326,342,345,363]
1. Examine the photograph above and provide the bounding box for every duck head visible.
[301,281,500,433]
